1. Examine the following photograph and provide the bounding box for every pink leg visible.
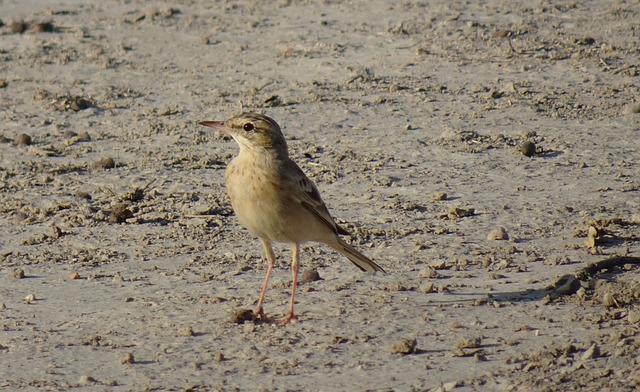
[255,239,276,320]
[279,242,300,326]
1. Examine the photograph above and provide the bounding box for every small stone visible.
[602,292,618,308]
[576,37,595,46]
[431,260,447,270]
[432,192,448,201]
[9,20,27,34]
[13,212,29,223]
[581,343,600,360]
[441,381,460,391]
[456,337,481,349]
[79,375,96,384]
[91,157,116,170]
[231,309,254,324]
[299,269,321,284]
[419,267,439,279]
[178,326,194,337]
[69,97,91,111]
[63,130,78,139]
[24,294,36,304]
[487,227,509,241]
[576,287,587,300]
[13,268,25,279]
[15,134,32,146]
[214,352,225,362]
[75,191,92,200]
[77,131,91,141]
[420,282,435,293]
[519,141,536,157]
[389,338,417,355]
[33,21,55,33]
[120,353,135,364]
[628,310,640,324]
[448,206,475,218]
[585,225,600,248]
[622,102,640,115]
[109,203,133,223]
[493,29,511,38]
[69,272,81,280]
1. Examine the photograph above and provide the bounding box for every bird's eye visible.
[243,123,255,132]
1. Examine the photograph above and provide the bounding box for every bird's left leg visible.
[279,242,300,326]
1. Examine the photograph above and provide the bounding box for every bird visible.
[199,113,384,325]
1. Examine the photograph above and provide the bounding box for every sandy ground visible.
[1,0,640,391]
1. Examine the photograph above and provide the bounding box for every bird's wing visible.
[285,160,346,235]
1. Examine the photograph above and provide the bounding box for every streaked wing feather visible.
[287,162,341,235]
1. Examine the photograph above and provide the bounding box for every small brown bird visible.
[199,113,384,325]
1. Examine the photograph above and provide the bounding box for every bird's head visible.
[199,113,288,155]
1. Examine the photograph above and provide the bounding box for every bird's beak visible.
[199,121,230,133]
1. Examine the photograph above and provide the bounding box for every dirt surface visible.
[1,1,640,391]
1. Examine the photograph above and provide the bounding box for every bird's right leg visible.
[255,239,276,320]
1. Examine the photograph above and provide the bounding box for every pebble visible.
[299,269,321,284]
[602,292,618,308]
[448,206,475,218]
[487,227,509,241]
[13,268,25,279]
[420,282,435,293]
[9,20,27,34]
[519,141,536,157]
[109,203,133,223]
[63,130,78,139]
[493,29,511,38]
[231,309,254,324]
[622,102,640,115]
[69,272,81,280]
[419,267,439,279]
[79,375,96,384]
[389,338,417,355]
[581,343,600,360]
[456,336,481,349]
[177,326,194,337]
[15,133,32,146]
[627,310,640,324]
[91,157,116,170]
[24,294,36,304]
[69,97,92,111]
[33,21,55,33]
[120,353,135,364]
[436,381,460,392]
[432,192,448,201]
[77,131,91,141]
[75,191,92,200]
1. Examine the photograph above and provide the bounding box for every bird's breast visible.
[225,154,291,241]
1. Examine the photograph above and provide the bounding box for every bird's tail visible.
[330,238,385,273]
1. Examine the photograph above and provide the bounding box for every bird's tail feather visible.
[331,238,385,273]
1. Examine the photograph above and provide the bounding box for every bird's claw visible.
[278,313,299,326]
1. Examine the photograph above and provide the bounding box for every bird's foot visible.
[278,313,299,326]
[253,307,268,322]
